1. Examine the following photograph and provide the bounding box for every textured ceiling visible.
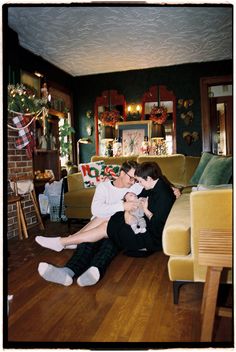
[7,5,233,77]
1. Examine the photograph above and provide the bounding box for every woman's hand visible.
[139,197,148,212]
[172,187,181,199]
[140,197,153,220]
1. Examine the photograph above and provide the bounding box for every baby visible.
[123,192,147,234]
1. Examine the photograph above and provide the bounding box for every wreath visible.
[99,109,121,127]
[149,105,168,125]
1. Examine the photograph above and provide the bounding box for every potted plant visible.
[59,118,75,160]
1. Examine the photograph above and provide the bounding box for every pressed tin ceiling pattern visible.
[8,6,232,77]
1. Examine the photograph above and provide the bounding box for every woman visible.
[36,162,176,253]
[106,161,176,252]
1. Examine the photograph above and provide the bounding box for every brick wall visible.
[8,115,37,239]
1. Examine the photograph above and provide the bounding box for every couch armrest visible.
[190,189,232,280]
[66,172,85,192]
[163,194,191,256]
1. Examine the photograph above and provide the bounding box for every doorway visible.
[200,75,232,155]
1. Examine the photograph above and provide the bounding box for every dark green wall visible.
[6,27,232,163]
[75,60,232,162]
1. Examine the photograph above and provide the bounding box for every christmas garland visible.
[8,84,48,114]
[8,84,49,158]
[149,105,168,125]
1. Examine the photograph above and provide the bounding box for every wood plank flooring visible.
[5,219,233,348]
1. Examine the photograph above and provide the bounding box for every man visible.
[38,160,142,287]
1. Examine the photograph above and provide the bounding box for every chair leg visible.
[15,200,23,240]
[18,203,28,239]
[30,190,45,230]
[200,266,222,342]
[173,281,187,304]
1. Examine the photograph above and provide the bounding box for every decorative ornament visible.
[113,138,122,157]
[183,131,199,145]
[151,138,168,155]
[180,111,194,125]
[86,110,92,119]
[177,99,194,109]
[140,137,150,155]
[149,105,168,125]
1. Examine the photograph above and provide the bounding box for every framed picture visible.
[116,121,152,156]
[20,70,41,97]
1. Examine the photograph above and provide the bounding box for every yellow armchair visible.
[163,188,232,303]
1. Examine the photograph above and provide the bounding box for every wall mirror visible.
[94,90,126,155]
[141,85,177,154]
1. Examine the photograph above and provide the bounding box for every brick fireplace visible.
[7,117,38,239]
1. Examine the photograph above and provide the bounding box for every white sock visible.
[35,236,64,252]
[77,266,100,287]
[38,262,73,286]
[65,244,77,249]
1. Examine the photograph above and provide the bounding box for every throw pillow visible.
[100,164,120,180]
[198,155,232,186]
[79,161,105,188]
[189,152,214,184]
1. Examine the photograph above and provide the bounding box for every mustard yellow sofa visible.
[64,154,200,220]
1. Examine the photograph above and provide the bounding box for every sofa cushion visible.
[79,161,105,188]
[162,193,191,256]
[64,188,95,208]
[184,156,201,185]
[168,255,194,281]
[137,154,185,186]
[91,155,138,165]
[198,155,232,186]
[189,152,213,184]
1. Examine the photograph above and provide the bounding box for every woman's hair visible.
[135,162,174,188]
[120,160,138,173]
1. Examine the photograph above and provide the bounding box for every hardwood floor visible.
[5,219,233,348]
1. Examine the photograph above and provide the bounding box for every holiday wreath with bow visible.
[149,104,168,125]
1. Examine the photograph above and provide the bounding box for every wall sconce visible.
[127,103,142,116]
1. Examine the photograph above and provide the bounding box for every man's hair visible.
[120,160,138,173]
